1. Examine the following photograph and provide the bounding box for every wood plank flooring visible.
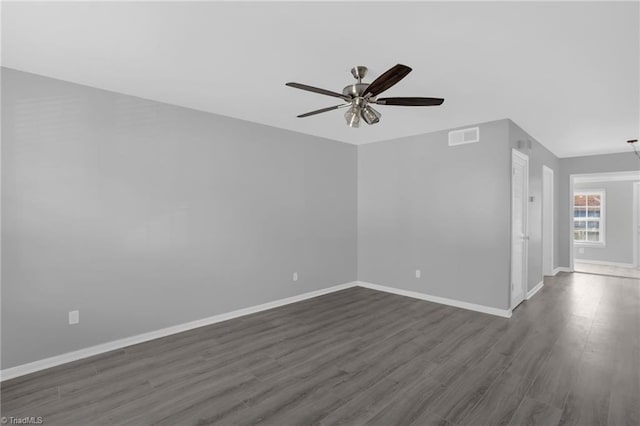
[574,261,640,279]
[2,271,639,425]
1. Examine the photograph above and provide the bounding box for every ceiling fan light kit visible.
[361,105,381,125]
[344,105,361,128]
[286,64,444,128]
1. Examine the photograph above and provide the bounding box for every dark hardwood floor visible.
[1,271,638,425]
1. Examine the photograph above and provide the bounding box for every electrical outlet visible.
[415,269,421,278]
[293,272,298,282]
[68,310,79,325]
[579,247,585,254]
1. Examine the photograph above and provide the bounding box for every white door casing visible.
[570,172,640,271]
[511,150,529,309]
[635,182,640,268]
[542,166,554,276]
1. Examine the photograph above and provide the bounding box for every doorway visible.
[570,171,640,279]
[542,166,554,276]
[635,181,640,269]
[511,150,529,309]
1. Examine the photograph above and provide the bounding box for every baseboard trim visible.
[574,259,636,268]
[526,281,544,300]
[356,281,512,318]
[0,281,358,382]
[552,267,572,275]
[1,279,519,381]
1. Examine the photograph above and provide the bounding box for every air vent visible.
[448,127,479,146]
[517,139,532,150]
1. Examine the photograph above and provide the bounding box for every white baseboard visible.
[574,259,636,268]
[356,281,512,318]
[552,267,573,275]
[1,279,519,381]
[0,281,358,382]
[526,281,544,300]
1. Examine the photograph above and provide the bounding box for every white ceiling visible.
[2,1,638,157]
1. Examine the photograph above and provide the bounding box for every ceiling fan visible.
[286,64,444,128]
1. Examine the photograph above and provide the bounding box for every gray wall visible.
[558,153,640,267]
[358,119,512,310]
[1,68,357,369]
[4,68,635,370]
[574,180,636,265]
[508,121,560,291]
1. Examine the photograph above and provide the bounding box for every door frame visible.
[569,171,640,271]
[634,182,640,268]
[511,149,529,309]
[542,165,554,276]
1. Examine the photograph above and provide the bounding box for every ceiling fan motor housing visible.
[342,83,370,99]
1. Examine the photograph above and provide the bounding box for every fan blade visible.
[376,97,444,106]
[297,104,346,118]
[364,64,412,97]
[286,82,351,101]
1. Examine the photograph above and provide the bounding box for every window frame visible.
[573,189,606,247]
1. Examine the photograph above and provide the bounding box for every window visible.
[573,190,605,245]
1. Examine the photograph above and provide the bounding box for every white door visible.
[511,150,529,309]
[542,166,554,276]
